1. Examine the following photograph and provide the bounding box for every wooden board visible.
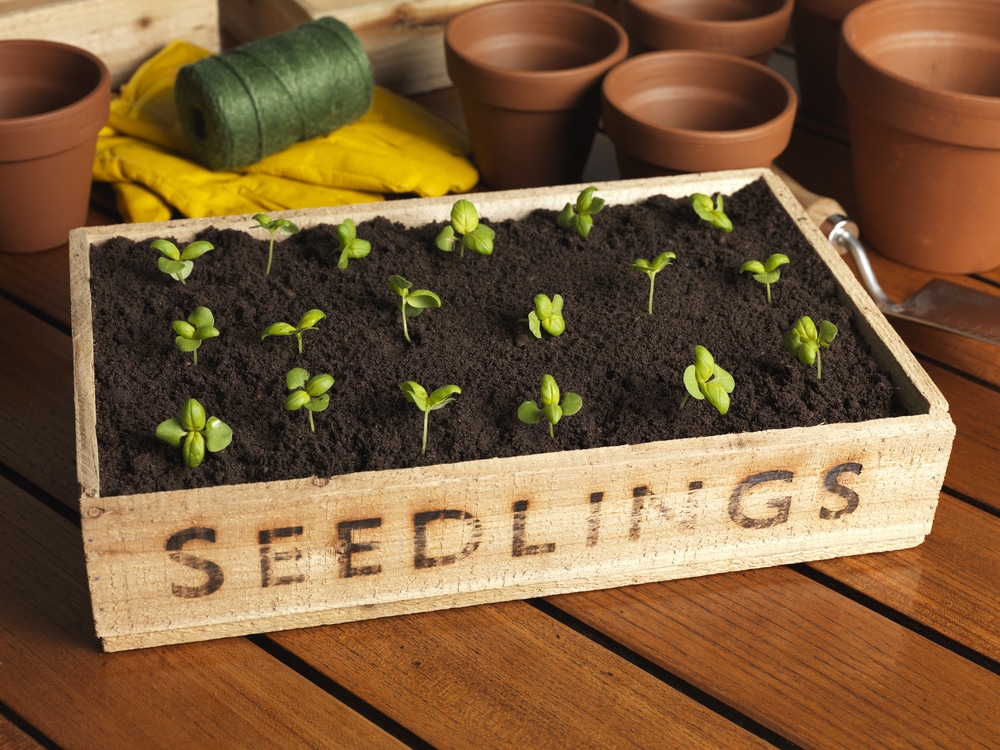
[0,0,220,86]
[69,169,956,651]
[217,0,594,94]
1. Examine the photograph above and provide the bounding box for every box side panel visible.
[68,228,100,501]
[82,415,954,650]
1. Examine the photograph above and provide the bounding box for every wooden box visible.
[70,169,955,651]
[218,0,594,95]
[0,0,220,87]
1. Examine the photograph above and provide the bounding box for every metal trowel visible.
[775,167,1000,347]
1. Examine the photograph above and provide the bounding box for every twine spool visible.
[175,17,373,171]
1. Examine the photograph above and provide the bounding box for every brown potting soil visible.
[88,178,904,497]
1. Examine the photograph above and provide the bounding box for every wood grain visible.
[0,477,405,750]
[0,714,42,750]
[549,566,1000,749]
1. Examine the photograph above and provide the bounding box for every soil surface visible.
[89,178,905,497]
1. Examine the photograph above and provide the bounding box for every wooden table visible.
[3,68,1000,749]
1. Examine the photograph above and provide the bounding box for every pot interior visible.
[851,4,1000,97]
[0,44,105,119]
[631,0,786,21]
[449,4,623,71]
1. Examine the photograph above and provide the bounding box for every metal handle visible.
[824,216,901,314]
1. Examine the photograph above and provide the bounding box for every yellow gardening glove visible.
[94,130,382,222]
[96,40,478,222]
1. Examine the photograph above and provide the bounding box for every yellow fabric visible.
[95,41,479,222]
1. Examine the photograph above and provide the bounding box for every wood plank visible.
[549,567,1000,749]
[0,714,42,750]
[269,602,772,749]
[810,493,1000,660]
[0,297,77,504]
[0,477,406,750]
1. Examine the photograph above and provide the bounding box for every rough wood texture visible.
[69,170,955,651]
[217,0,593,94]
[0,0,220,86]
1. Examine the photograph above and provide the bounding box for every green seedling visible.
[435,199,495,258]
[253,213,300,275]
[784,315,838,379]
[740,253,790,304]
[335,218,371,269]
[400,381,461,456]
[155,397,232,469]
[151,238,213,285]
[681,345,735,415]
[557,185,604,239]
[691,192,733,233]
[261,308,327,354]
[172,306,219,365]
[284,367,334,432]
[518,374,582,439]
[527,293,565,338]
[631,251,677,314]
[388,275,441,344]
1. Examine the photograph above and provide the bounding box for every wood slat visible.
[269,602,772,749]
[0,297,77,504]
[549,566,1000,749]
[0,477,405,750]
[0,714,42,750]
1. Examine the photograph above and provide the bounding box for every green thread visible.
[174,17,373,171]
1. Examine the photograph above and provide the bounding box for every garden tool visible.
[775,167,1000,347]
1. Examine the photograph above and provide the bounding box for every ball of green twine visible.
[175,17,374,171]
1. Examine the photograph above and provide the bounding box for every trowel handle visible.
[771,166,858,246]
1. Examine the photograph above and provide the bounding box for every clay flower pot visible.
[602,50,797,178]
[790,0,866,133]
[0,40,110,253]
[621,0,793,63]
[444,0,628,189]
[839,0,1000,274]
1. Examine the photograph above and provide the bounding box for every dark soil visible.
[89,178,905,497]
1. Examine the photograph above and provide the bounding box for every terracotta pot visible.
[791,0,865,133]
[602,50,797,178]
[444,0,628,189]
[839,0,1000,273]
[621,0,793,63]
[0,40,110,253]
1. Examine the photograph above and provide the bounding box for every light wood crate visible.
[70,169,955,652]
[0,0,220,86]
[218,0,595,94]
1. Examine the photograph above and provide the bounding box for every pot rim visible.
[838,0,1000,148]
[602,50,797,144]
[445,0,628,110]
[626,0,793,30]
[0,39,111,161]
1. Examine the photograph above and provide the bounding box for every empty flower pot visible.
[444,0,628,189]
[790,0,866,133]
[839,0,1000,273]
[0,39,110,253]
[602,50,797,178]
[621,0,793,63]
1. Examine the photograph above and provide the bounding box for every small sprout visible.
[784,316,838,379]
[691,193,733,233]
[527,293,566,338]
[388,275,441,344]
[518,374,582,439]
[557,186,604,239]
[681,345,735,415]
[151,239,213,285]
[284,367,334,432]
[400,381,461,456]
[631,251,677,314]
[155,397,232,469]
[435,199,495,258]
[172,306,219,365]
[335,218,371,269]
[253,213,300,275]
[261,308,327,354]
[740,253,790,304]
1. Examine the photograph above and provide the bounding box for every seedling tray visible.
[69,169,954,651]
